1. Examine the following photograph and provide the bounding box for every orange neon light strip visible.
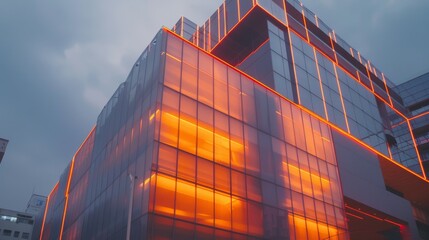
[217,8,221,42]
[333,64,351,133]
[408,111,429,121]
[166,53,181,62]
[286,26,301,104]
[345,212,364,220]
[39,196,50,240]
[282,0,289,26]
[236,38,269,66]
[406,119,427,179]
[329,32,339,64]
[381,73,394,107]
[345,206,404,227]
[365,64,375,91]
[39,181,59,240]
[59,126,96,239]
[313,47,329,120]
[345,206,383,221]
[163,27,429,183]
[58,158,75,240]
[237,0,241,20]
[223,3,227,36]
[301,9,310,43]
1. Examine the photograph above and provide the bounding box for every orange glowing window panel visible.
[160,111,244,167]
[153,174,251,234]
[283,162,330,200]
[289,214,340,240]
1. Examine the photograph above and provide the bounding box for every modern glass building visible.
[39,0,429,239]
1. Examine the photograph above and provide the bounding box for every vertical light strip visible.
[329,32,339,64]
[287,31,301,104]
[203,23,206,50]
[208,17,211,51]
[39,182,58,240]
[301,9,310,42]
[217,8,221,42]
[59,127,95,240]
[365,63,375,92]
[223,2,227,35]
[181,16,184,37]
[381,73,394,107]
[407,119,427,179]
[38,195,50,240]
[333,65,351,133]
[196,26,200,47]
[332,30,337,42]
[357,51,363,64]
[386,138,394,159]
[282,0,288,26]
[58,158,75,240]
[237,0,241,20]
[313,48,329,121]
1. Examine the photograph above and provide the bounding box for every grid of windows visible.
[39,1,429,239]
[149,33,348,239]
[268,21,294,101]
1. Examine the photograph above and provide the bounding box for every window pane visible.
[176,179,196,221]
[197,158,214,188]
[154,174,176,217]
[157,144,177,176]
[196,185,214,226]
[247,202,263,236]
[177,151,196,182]
[215,191,231,230]
[181,63,198,99]
[215,164,231,193]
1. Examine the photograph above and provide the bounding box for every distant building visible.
[25,194,47,216]
[0,138,8,164]
[0,208,34,240]
[25,194,47,240]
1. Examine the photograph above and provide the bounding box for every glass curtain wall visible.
[149,31,348,239]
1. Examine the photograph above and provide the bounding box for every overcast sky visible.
[1,0,428,211]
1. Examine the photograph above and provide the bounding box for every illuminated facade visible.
[39,0,429,239]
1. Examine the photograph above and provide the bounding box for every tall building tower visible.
[0,138,9,164]
[39,1,429,239]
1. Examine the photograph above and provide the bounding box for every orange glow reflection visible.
[290,214,340,240]
[153,174,253,234]
[160,111,243,167]
[283,162,330,199]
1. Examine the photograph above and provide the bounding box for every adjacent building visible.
[0,138,9,164]
[0,208,34,240]
[39,0,429,239]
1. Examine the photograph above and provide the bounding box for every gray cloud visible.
[0,0,222,211]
